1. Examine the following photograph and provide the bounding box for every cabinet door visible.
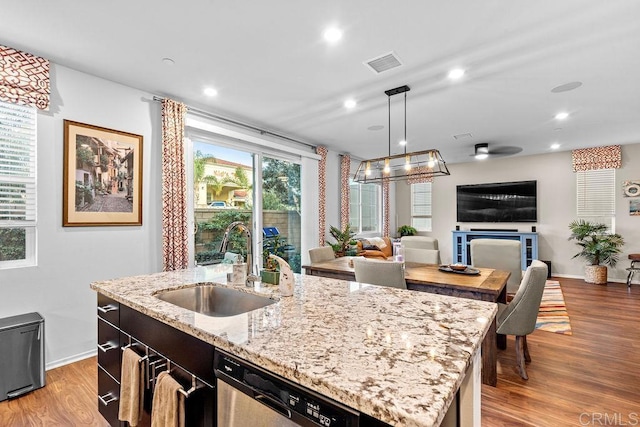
[97,294,120,326]
[98,318,121,381]
[98,366,121,427]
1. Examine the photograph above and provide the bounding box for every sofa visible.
[356,237,393,259]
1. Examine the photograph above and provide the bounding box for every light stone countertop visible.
[90,264,497,427]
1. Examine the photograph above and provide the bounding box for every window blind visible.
[576,169,615,217]
[411,182,432,231]
[0,100,36,224]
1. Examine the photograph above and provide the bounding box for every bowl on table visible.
[448,264,468,271]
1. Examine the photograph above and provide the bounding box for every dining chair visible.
[353,258,406,289]
[403,248,440,265]
[308,246,335,263]
[400,236,439,250]
[470,239,522,294]
[496,259,548,380]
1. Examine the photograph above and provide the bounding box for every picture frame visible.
[63,120,143,226]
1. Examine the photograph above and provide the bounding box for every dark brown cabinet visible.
[96,294,215,427]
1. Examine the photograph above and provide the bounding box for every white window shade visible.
[411,182,432,231]
[0,101,36,223]
[576,169,615,217]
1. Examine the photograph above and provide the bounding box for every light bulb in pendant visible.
[383,158,390,174]
[365,161,371,176]
[404,155,411,171]
[428,153,435,168]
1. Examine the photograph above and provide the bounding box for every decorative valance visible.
[572,145,621,172]
[406,166,434,184]
[0,45,50,110]
[340,154,351,230]
[316,146,328,246]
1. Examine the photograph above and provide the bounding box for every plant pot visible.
[260,270,280,285]
[585,265,608,285]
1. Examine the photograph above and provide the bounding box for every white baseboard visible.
[46,349,97,371]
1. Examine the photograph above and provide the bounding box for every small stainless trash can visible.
[0,312,45,401]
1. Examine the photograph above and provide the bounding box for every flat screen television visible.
[456,180,537,222]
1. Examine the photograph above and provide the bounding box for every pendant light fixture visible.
[353,85,450,183]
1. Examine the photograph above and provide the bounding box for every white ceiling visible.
[2,1,640,164]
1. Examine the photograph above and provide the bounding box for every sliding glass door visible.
[261,156,301,273]
[190,139,302,273]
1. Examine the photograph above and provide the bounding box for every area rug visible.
[535,280,573,335]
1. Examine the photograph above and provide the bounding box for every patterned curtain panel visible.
[572,145,621,172]
[340,154,351,230]
[316,146,328,246]
[161,98,189,271]
[0,45,50,110]
[382,178,390,237]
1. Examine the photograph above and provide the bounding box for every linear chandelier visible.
[353,85,450,183]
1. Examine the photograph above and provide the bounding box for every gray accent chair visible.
[353,258,407,289]
[401,236,440,264]
[496,259,548,380]
[470,238,522,294]
[308,246,335,263]
[403,248,440,265]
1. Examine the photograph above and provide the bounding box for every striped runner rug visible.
[535,280,572,335]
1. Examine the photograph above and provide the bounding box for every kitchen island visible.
[91,265,496,427]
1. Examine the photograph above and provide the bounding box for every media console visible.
[452,230,538,271]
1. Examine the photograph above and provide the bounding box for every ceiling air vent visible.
[364,51,403,74]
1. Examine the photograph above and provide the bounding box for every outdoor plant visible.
[398,224,418,236]
[568,219,624,266]
[327,224,356,256]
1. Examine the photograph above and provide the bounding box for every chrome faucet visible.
[219,221,256,282]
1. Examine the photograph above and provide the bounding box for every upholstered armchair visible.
[356,237,393,260]
[496,259,548,379]
[470,238,522,294]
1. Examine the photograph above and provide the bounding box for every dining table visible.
[303,257,509,386]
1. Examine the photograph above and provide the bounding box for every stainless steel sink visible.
[155,285,275,317]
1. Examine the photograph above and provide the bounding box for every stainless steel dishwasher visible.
[214,349,359,427]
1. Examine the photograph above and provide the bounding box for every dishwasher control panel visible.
[214,350,359,427]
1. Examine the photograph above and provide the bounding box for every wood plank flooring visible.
[0,277,637,426]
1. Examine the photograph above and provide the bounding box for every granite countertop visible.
[90,264,496,427]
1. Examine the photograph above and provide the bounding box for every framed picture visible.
[631,199,640,216]
[63,120,143,226]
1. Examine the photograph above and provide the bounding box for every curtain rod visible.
[152,96,316,150]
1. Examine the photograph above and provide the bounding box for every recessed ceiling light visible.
[555,112,569,120]
[448,68,465,80]
[550,143,561,150]
[323,27,343,43]
[344,99,356,109]
[204,87,218,97]
[399,139,407,146]
[162,57,175,65]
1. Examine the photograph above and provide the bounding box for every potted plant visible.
[261,235,288,285]
[398,225,417,237]
[568,219,625,285]
[328,224,356,257]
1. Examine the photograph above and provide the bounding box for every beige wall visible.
[395,143,640,282]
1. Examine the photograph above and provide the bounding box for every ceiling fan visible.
[471,143,523,160]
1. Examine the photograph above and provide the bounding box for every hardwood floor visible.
[0,357,107,426]
[482,277,640,426]
[0,277,637,426]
